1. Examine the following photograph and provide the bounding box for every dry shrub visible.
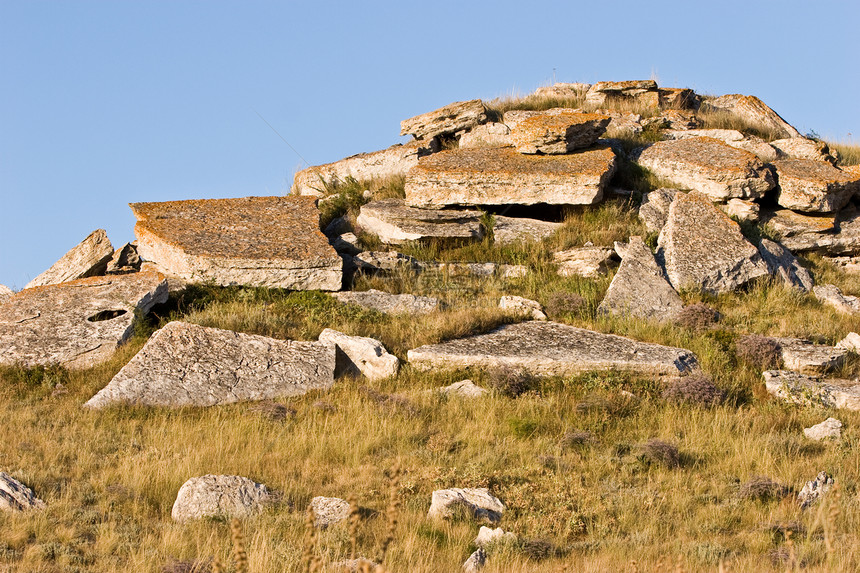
[545,292,586,318]
[738,476,790,501]
[519,538,561,561]
[735,334,782,369]
[161,560,211,573]
[562,428,595,449]
[675,303,720,331]
[639,438,681,468]
[487,366,538,398]
[662,373,726,407]
[248,400,297,421]
[359,386,419,417]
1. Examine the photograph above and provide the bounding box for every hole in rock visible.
[87,309,128,322]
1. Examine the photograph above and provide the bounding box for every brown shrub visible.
[662,373,726,407]
[738,476,790,501]
[675,303,720,331]
[562,428,595,449]
[487,366,538,398]
[639,438,680,468]
[735,334,782,369]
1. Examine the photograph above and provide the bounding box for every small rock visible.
[803,418,842,441]
[758,239,814,292]
[171,475,273,522]
[814,284,860,314]
[437,380,489,398]
[318,328,400,381]
[427,488,505,523]
[510,111,610,154]
[26,229,114,288]
[353,251,420,273]
[763,370,860,410]
[0,472,46,512]
[656,109,702,130]
[836,332,860,352]
[492,216,561,245]
[773,159,860,213]
[474,526,517,548]
[638,188,678,234]
[357,199,484,245]
[105,242,142,275]
[331,233,362,256]
[720,198,761,223]
[553,246,615,278]
[459,122,512,149]
[499,295,547,320]
[462,548,487,572]
[401,99,488,140]
[331,289,440,315]
[797,471,834,510]
[309,496,350,528]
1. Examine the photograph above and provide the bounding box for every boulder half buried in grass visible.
[171,475,273,522]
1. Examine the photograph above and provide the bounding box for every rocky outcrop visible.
[798,471,834,509]
[132,196,342,290]
[499,295,547,320]
[105,242,141,275]
[25,229,114,289]
[356,199,484,245]
[0,472,46,512]
[318,328,399,381]
[553,246,616,278]
[638,188,678,233]
[0,272,168,369]
[408,321,697,378]
[803,418,842,441]
[427,488,505,523]
[510,112,610,154]
[720,198,760,222]
[401,99,488,140]
[0,284,12,304]
[760,209,837,253]
[585,80,659,108]
[663,129,777,162]
[598,237,683,320]
[763,370,860,410]
[813,284,860,314]
[532,82,591,99]
[774,338,846,375]
[770,138,836,164]
[404,147,617,208]
[171,475,273,522]
[658,192,769,294]
[331,289,441,315]
[309,496,350,528]
[757,239,814,292]
[636,138,775,201]
[704,94,801,139]
[492,216,561,245]
[459,122,512,149]
[84,321,336,408]
[773,159,860,213]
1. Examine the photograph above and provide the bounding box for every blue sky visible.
[1,0,858,288]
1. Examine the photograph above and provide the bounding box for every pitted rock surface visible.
[637,137,775,201]
[0,284,12,304]
[400,99,488,140]
[598,237,682,320]
[798,471,834,510]
[663,129,777,162]
[310,496,351,528]
[553,247,616,278]
[771,138,837,164]
[0,472,46,512]
[510,112,610,154]
[318,328,399,381]
[171,475,273,522]
[492,216,561,245]
[459,122,512,149]
[25,229,114,289]
[356,199,484,244]
[813,284,860,314]
[774,338,846,375]
[132,196,342,290]
[407,321,697,378]
[763,370,860,410]
[773,159,860,213]
[404,146,617,208]
[427,488,505,523]
[638,188,678,234]
[84,321,336,408]
[331,289,441,315]
[757,239,814,292]
[0,272,168,369]
[658,192,768,294]
[704,94,801,139]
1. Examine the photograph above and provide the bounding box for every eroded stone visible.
[493,216,561,245]
[771,138,837,164]
[0,472,45,512]
[459,122,512,149]
[553,247,616,278]
[356,199,484,244]
[105,242,141,275]
[774,159,860,213]
[331,289,440,315]
[171,475,273,522]
[704,94,801,139]
[814,284,860,314]
[510,112,610,154]
[310,496,350,528]
[0,285,12,304]
[437,380,489,398]
[585,80,659,108]
[803,418,842,441]
[638,188,678,234]
[758,239,814,292]
[427,488,505,523]
[663,129,777,162]
[401,100,488,140]
[837,332,860,352]
[499,295,546,320]
[774,338,846,375]
[25,229,114,289]
[318,328,399,381]
[720,198,760,222]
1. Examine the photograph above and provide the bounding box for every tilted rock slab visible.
[553,247,616,278]
[658,192,769,294]
[773,159,860,213]
[352,251,420,273]
[764,370,860,411]
[356,199,484,245]
[105,242,141,275]
[510,111,610,154]
[404,146,617,208]
[813,284,860,315]
[704,94,801,139]
[318,328,399,381]
[492,216,561,245]
[0,284,12,304]
[427,488,505,524]
[0,272,168,369]
[0,472,46,512]
[598,237,683,320]
[663,129,777,162]
[84,321,336,408]
[132,196,342,290]
[637,137,775,202]
[171,475,273,522]
[401,99,488,140]
[25,229,114,289]
[331,289,440,315]
[291,141,432,197]
[771,138,837,164]
[407,321,698,378]
[774,338,847,375]
[757,239,814,292]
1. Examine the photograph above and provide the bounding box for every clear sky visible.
[1,0,858,289]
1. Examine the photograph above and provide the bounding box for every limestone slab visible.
[492,216,561,245]
[804,418,842,441]
[499,295,546,320]
[407,321,698,378]
[771,138,837,163]
[774,159,860,213]
[84,321,336,408]
[532,82,591,99]
[720,198,760,223]
[814,284,860,314]
[638,188,678,234]
[25,229,114,289]
[171,475,273,522]
[757,239,814,292]
[837,332,860,352]
[400,99,488,140]
[310,496,350,528]
[760,209,836,253]
[553,247,616,278]
[0,284,12,304]
[510,112,610,154]
[404,146,617,208]
[705,94,801,139]
[774,338,846,375]
[459,122,512,149]
[0,272,168,369]
[427,488,505,523]
[585,80,659,108]
[132,196,342,290]
[332,289,440,315]
[763,370,860,411]
[352,251,420,273]
[437,380,488,398]
[356,199,484,245]
[105,242,141,275]
[663,129,777,162]
[318,328,399,381]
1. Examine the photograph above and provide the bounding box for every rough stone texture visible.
[401,99,488,140]
[352,251,420,273]
[318,328,399,381]
[837,332,860,352]
[656,109,702,130]
[417,262,528,279]
[658,192,769,294]
[823,256,860,273]
[598,237,683,320]
[309,496,350,528]
[532,82,591,99]
[105,242,141,275]
[720,198,760,222]
[803,418,842,441]
[774,338,846,375]
[658,88,700,110]
[663,129,777,162]
[427,488,505,523]
[763,370,860,410]
[0,272,168,370]
[638,188,678,233]
[0,284,13,304]
[357,199,484,244]
[553,247,616,278]
[814,284,860,314]
[405,146,617,208]
[84,321,336,408]
[463,548,487,572]
[773,159,860,213]
[499,295,547,320]
[459,122,512,149]
[771,138,837,164]
[492,216,561,245]
[757,239,814,292]
[171,475,273,522]
[598,109,644,137]
[704,94,802,139]
[331,233,362,256]
[760,209,837,253]
[0,472,46,512]
[798,471,834,510]
[437,380,489,398]
[585,80,659,108]
[331,289,440,315]
[408,321,698,378]
[291,141,431,197]
[132,196,342,290]
[637,138,775,201]
[475,526,517,548]
[510,112,610,154]
[25,229,114,289]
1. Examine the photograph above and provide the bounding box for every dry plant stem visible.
[348,495,361,561]
[300,505,317,573]
[376,462,403,565]
[231,518,248,573]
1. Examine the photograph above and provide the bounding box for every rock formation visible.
[171,474,274,522]
[25,229,114,289]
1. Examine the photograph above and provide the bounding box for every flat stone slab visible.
[705,94,801,139]
[774,338,846,375]
[774,159,860,213]
[132,196,342,290]
[331,289,440,315]
[510,111,610,154]
[416,261,528,279]
[598,237,682,321]
[771,138,837,163]
[26,229,114,289]
[404,146,617,208]
[84,321,336,408]
[585,80,659,108]
[459,122,513,149]
[492,216,561,245]
[758,239,814,292]
[814,284,860,315]
[658,192,768,294]
[637,137,775,202]
[356,199,484,245]
[532,82,591,99]
[760,209,837,253]
[171,475,273,522]
[401,99,488,140]
[663,129,777,162]
[553,246,616,277]
[0,472,46,512]
[407,321,698,378]
[0,272,168,370]
[763,370,860,410]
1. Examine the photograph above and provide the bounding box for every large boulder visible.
[407,321,698,378]
[492,216,561,245]
[510,111,610,154]
[356,199,484,245]
[763,370,860,410]
[704,94,801,139]
[132,196,342,290]
[663,129,777,162]
[331,289,441,315]
[401,99,488,140]
[0,472,46,512]
[598,237,683,320]
[427,488,505,524]
[318,328,399,381]
[658,192,769,294]
[0,272,168,370]
[773,159,860,213]
[404,146,617,208]
[25,229,114,289]
[171,475,274,522]
[585,80,660,108]
[636,138,775,202]
[757,239,814,292]
[84,321,336,408]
